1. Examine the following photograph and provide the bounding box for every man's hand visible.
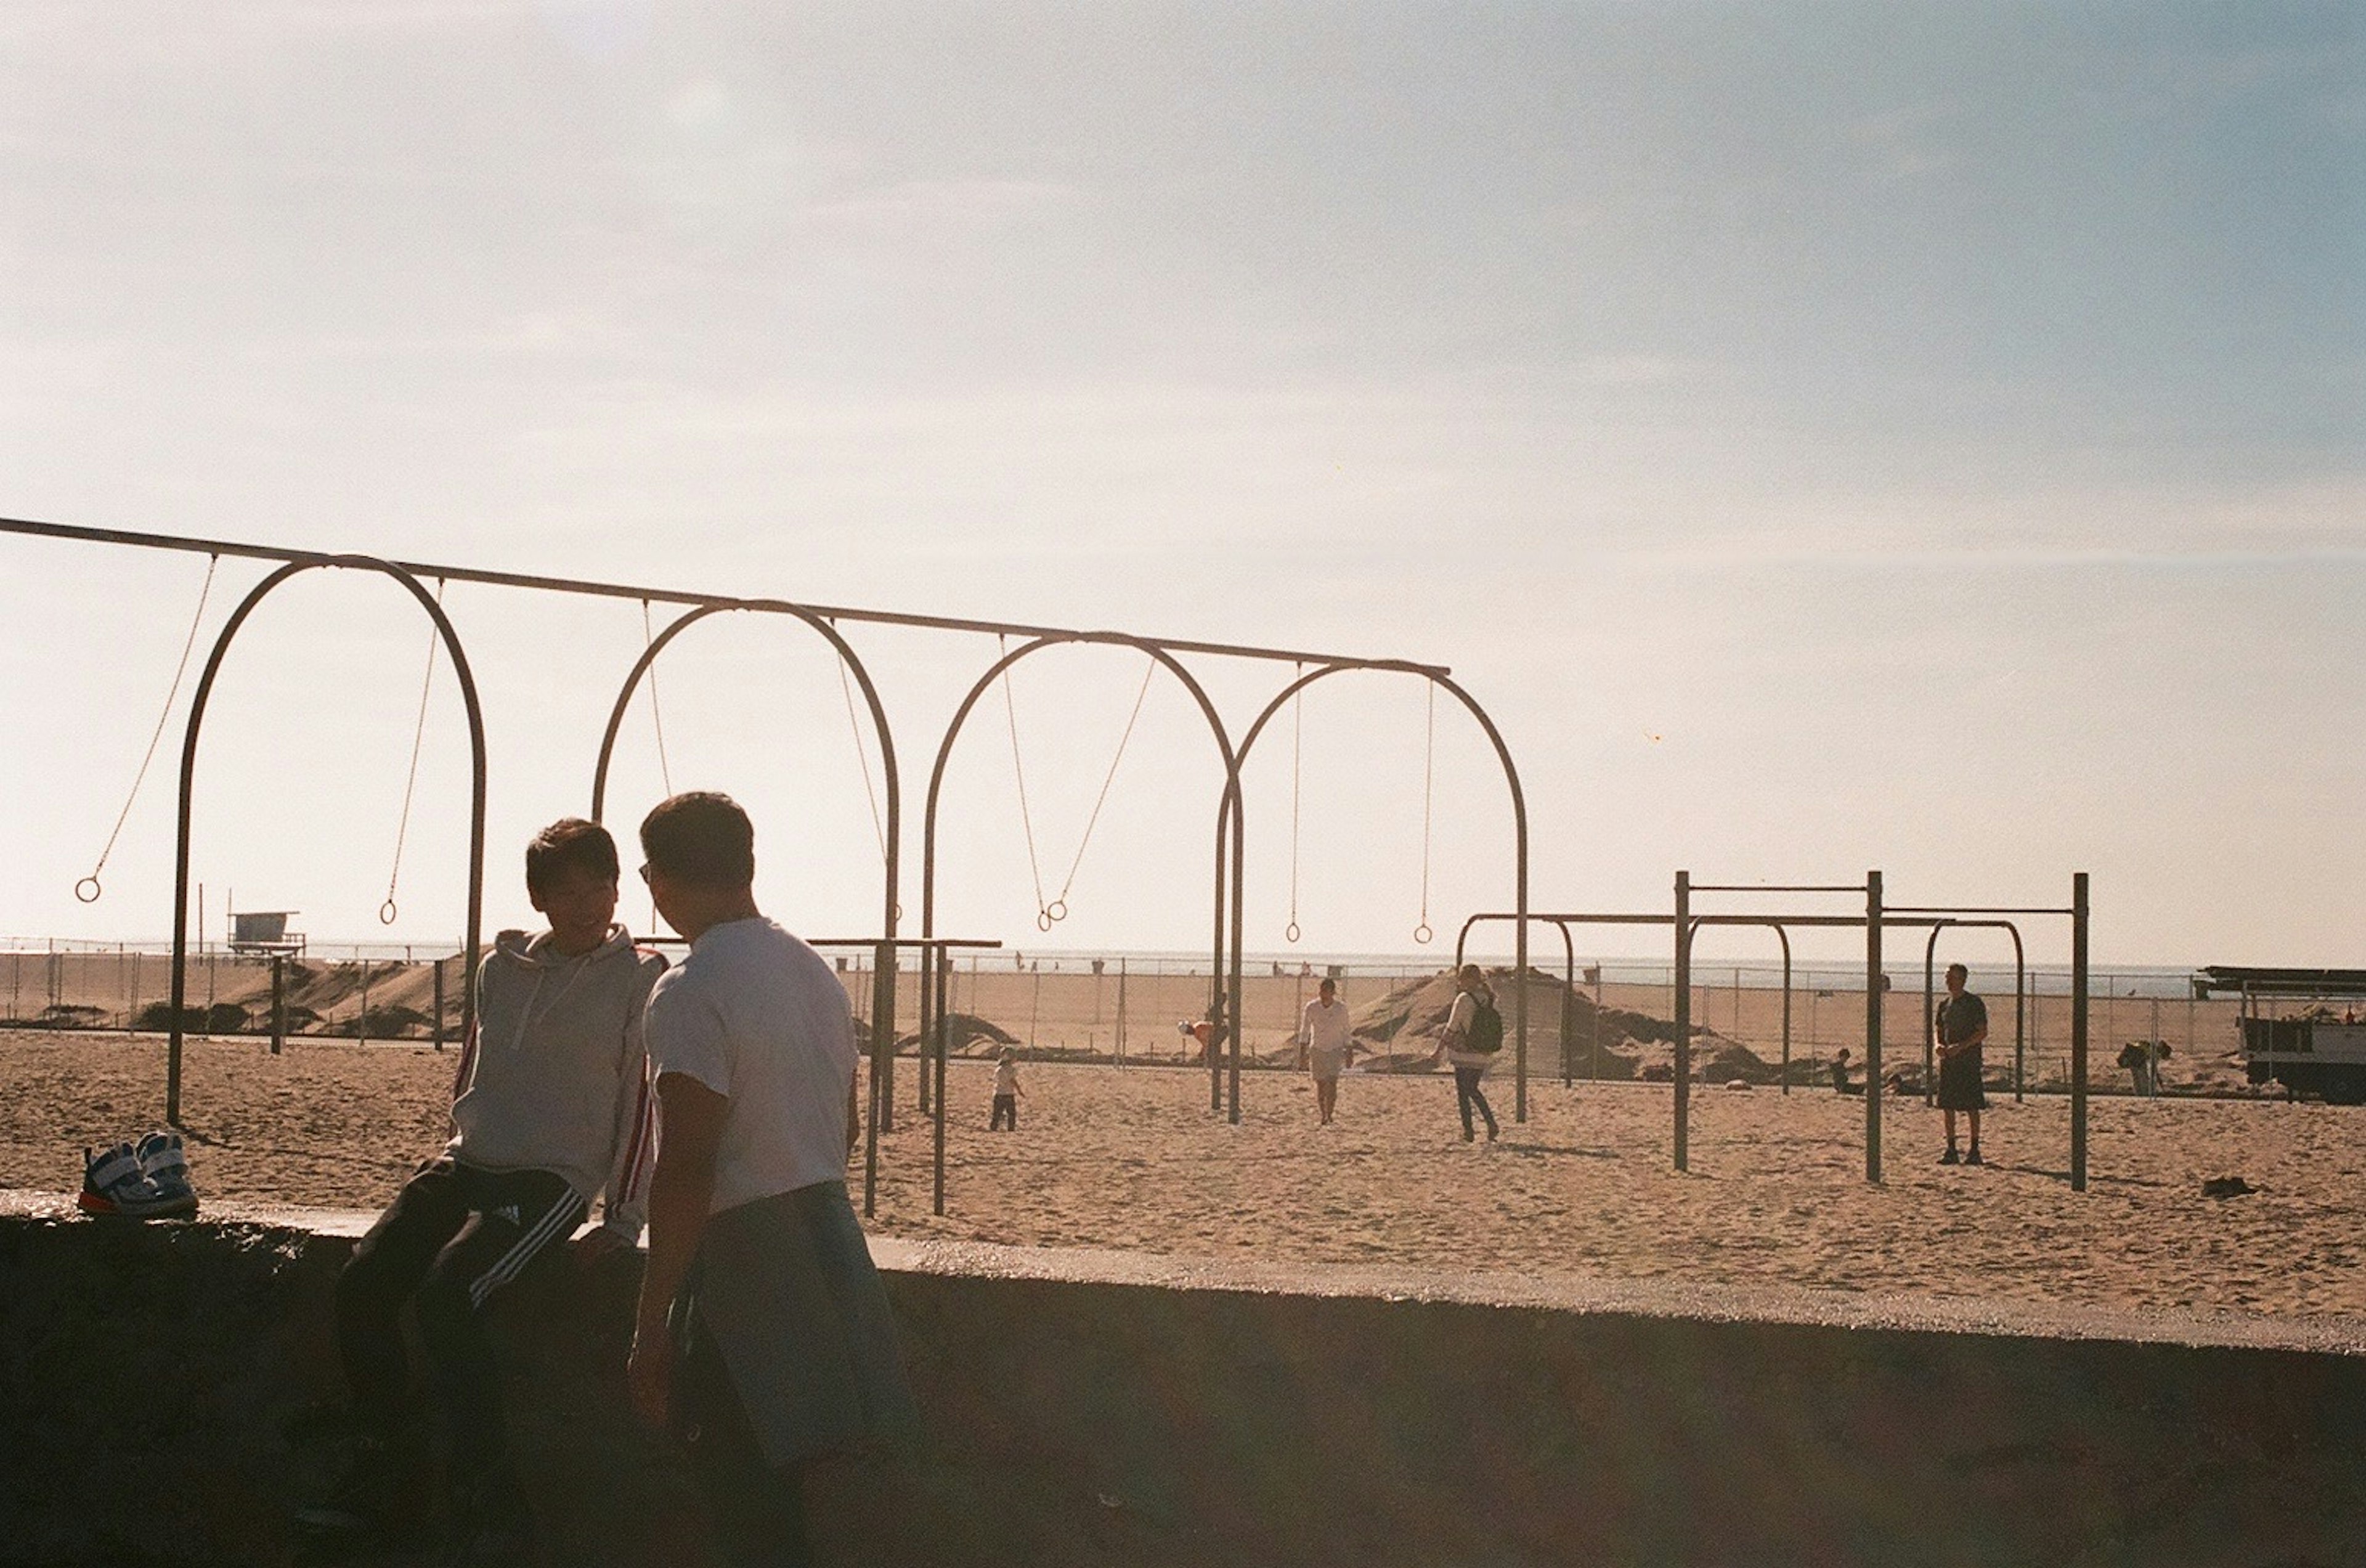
[627,1325,673,1428]
[572,1227,628,1269]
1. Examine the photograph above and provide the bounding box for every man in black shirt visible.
[1933,962,1988,1165]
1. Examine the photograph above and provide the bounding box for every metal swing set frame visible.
[5,514,1535,1218]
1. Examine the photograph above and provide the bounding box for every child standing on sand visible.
[990,1047,1025,1131]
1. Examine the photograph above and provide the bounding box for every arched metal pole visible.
[1920,920,2027,1109]
[1221,664,1531,1119]
[923,635,1239,1208]
[587,599,903,1213]
[169,556,487,1126]
[1452,913,1575,1084]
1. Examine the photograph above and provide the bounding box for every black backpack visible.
[1466,993,1503,1054]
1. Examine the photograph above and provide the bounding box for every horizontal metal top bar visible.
[1888,906,2072,918]
[634,935,1005,949]
[1684,883,1868,894]
[1469,911,2032,932]
[1,515,1449,676]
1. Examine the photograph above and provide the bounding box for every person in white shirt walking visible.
[1300,977,1354,1124]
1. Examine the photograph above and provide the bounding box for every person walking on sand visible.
[627,792,916,1568]
[1433,964,1502,1143]
[1933,962,1989,1165]
[1301,977,1354,1125]
[988,1047,1025,1131]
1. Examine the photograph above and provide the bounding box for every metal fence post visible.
[270,954,287,1056]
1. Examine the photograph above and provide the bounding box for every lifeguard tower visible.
[228,910,305,957]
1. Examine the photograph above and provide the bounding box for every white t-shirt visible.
[644,917,855,1214]
[993,1060,1019,1095]
[1303,997,1351,1055]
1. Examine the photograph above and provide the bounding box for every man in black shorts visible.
[1933,962,1988,1165]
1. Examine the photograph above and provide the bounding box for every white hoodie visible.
[448,924,665,1243]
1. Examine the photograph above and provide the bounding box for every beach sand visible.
[6,1027,2358,1320]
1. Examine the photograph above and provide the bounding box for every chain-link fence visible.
[1,940,2254,1093]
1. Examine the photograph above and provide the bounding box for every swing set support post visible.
[168,556,488,1127]
[1222,664,1531,1121]
[587,599,903,1149]
[922,633,1238,1190]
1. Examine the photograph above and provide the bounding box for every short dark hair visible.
[1946,962,1969,980]
[640,792,755,888]
[525,818,619,895]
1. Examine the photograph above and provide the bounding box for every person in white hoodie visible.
[299,817,665,1562]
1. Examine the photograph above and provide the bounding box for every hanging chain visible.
[997,635,1052,928]
[1051,654,1156,917]
[833,627,901,921]
[78,554,219,903]
[640,599,674,796]
[1286,665,1303,943]
[1414,681,1435,944]
[381,579,447,925]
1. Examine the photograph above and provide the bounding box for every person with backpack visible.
[1435,964,1502,1143]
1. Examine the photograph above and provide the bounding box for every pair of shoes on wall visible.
[77,1131,197,1218]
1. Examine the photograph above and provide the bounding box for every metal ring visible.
[75,876,103,904]
[1036,909,1055,932]
[1285,921,1301,944]
[1046,899,1068,923]
[1413,922,1434,944]
[380,898,400,926]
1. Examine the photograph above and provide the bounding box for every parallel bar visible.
[1887,906,2073,917]
[1686,884,1866,894]
[1,515,1447,675]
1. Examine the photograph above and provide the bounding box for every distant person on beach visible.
[1178,1010,1224,1068]
[989,1047,1025,1131]
[1433,964,1502,1143]
[1933,962,1988,1166]
[628,792,915,1568]
[1831,1047,1860,1095]
[1301,977,1353,1124]
[299,818,664,1561]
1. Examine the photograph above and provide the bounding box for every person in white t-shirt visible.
[1299,977,1354,1124]
[989,1048,1025,1131]
[626,792,914,1568]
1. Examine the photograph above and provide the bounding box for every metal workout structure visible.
[1460,871,2093,1189]
[6,515,1533,1216]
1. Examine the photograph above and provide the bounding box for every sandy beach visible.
[7,1026,2359,1322]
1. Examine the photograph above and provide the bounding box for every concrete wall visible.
[5,1206,2365,1567]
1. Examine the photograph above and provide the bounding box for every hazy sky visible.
[3,1,2360,969]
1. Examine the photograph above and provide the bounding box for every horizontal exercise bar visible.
[638,935,1006,949]
[1888,906,2073,918]
[1,515,1449,676]
[1683,883,1868,894]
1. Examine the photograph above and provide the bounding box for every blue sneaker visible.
[134,1129,196,1207]
[78,1142,197,1219]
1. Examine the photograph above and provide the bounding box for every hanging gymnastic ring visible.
[380,899,400,926]
[75,877,102,904]
[1046,899,1068,924]
[1285,921,1301,944]
[1036,908,1055,932]
[1413,922,1433,945]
